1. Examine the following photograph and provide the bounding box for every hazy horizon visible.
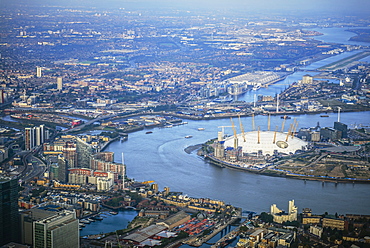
[2,0,370,16]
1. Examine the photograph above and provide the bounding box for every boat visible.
[92,215,103,221]
[109,211,118,215]
[280,115,291,119]
[185,135,193,139]
[80,219,90,224]
[252,85,261,91]
[198,128,205,131]
[145,131,153,134]
[320,115,329,117]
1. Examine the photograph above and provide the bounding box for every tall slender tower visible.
[0,176,20,246]
[57,77,63,90]
[25,127,34,150]
[36,67,42,78]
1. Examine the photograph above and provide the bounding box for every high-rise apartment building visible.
[302,74,313,84]
[57,77,63,90]
[25,127,34,151]
[0,89,5,104]
[63,141,77,168]
[25,125,46,150]
[0,176,20,246]
[36,67,42,78]
[270,200,298,224]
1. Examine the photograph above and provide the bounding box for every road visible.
[18,148,47,183]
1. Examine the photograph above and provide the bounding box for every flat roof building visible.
[33,210,79,248]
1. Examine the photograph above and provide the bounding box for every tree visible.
[259,212,273,223]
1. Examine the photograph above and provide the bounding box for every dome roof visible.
[223,131,308,155]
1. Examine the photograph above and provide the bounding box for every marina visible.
[79,210,137,237]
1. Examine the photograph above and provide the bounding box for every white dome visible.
[223,131,308,156]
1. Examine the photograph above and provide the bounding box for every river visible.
[105,111,370,215]
[104,27,370,216]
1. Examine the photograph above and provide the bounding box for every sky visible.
[2,0,370,16]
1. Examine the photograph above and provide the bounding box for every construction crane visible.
[230,117,238,149]
[218,126,232,138]
[238,115,246,142]
[141,180,155,184]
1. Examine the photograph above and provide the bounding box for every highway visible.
[18,147,47,183]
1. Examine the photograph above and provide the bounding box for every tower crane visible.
[217,126,232,138]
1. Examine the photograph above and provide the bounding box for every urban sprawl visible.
[0,2,370,248]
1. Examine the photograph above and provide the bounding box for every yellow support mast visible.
[238,115,246,142]
[268,113,271,131]
[291,119,299,138]
[258,126,261,144]
[230,117,238,149]
[252,113,255,131]
[286,124,293,142]
[273,126,278,144]
[281,115,287,132]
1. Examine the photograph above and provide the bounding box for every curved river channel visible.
[105,111,370,215]
[104,27,370,215]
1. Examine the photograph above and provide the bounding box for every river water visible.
[104,27,370,216]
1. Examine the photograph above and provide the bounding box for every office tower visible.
[20,209,55,246]
[57,77,63,90]
[76,138,94,168]
[36,67,42,78]
[334,121,348,138]
[33,210,79,248]
[0,176,20,246]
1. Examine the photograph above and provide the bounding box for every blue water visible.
[237,49,367,102]
[310,27,370,47]
[73,27,370,241]
[79,210,138,237]
[181,225,237,248]
[104,26,370,216]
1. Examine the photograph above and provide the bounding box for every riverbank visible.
[204,154,370,184]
